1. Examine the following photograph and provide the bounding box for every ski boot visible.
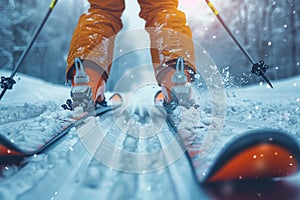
[160,57,196,112]
[67,58,107,114]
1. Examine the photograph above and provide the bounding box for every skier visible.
[66,0,197,110]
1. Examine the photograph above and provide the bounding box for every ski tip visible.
[154,90,164,105]
[0,136,27,165]
[108,93,123,106]
[204,129,300,183]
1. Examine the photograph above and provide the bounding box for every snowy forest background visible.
[0,0,299,90]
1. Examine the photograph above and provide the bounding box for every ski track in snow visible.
[0,70,299,199]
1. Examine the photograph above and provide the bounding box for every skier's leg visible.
[137,0,196,103]
[66,0,125,103]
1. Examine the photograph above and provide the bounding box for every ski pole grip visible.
[50,0,58,9]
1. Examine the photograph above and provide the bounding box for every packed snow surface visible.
[0,70,299,199]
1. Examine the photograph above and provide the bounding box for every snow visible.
[0,70,69,104]
[0,70,201,199]
[0,70,300,199]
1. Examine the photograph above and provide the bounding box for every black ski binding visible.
[62,98,108,111]
[95,98,108,109]
[1,76,16,90]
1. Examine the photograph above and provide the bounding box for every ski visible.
[166,107,300,183]
[201,129,300,199]
[203,129,300,182]
[0,93,122,165]
[154,91,300,183]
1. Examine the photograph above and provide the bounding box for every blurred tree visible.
[0,0,85,84]
[287,0,299,75]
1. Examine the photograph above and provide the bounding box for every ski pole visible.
[0,0,59,100]
[204,0,273,88]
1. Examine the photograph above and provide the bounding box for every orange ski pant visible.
[66,0,196,85]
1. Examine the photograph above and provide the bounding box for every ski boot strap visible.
[70,58,94,112]
[73,58,89,84]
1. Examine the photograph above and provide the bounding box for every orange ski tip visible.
[207,143,299,182]
[109,93,123,106]
[0,145,22,156]
[154,90,164,104]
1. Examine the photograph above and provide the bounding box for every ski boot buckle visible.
[171,57,193,108]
